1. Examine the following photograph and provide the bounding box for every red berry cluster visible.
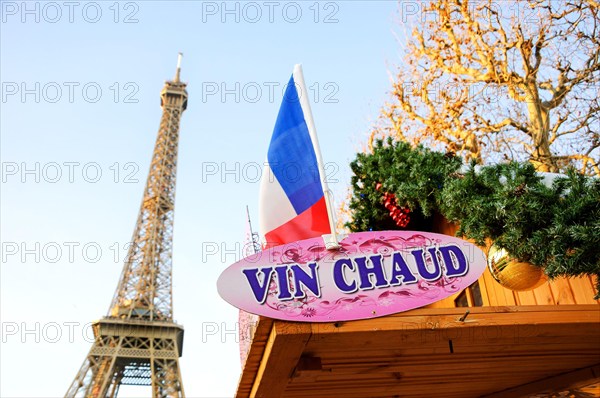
[376,183,411,228]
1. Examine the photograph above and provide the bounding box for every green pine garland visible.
[347,137,600,298]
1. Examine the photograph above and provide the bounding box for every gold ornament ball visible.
[487,244,547,291]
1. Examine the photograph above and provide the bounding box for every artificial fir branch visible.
[347,139,600,298]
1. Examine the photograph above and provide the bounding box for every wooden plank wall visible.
[430,214,600,308]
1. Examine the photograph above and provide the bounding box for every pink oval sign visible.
[217,231,487,322]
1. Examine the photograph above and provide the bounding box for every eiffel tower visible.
[66,54,188,397]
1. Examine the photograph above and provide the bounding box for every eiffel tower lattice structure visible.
[66,55,188,398]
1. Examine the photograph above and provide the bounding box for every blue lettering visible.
[356,255,389,290]
[242,267,273,304]
[333,258,357,293]
[291,262,321,298]
[275,265,293,300]
[440,245,468,277]
[389,252,418,286]
[411,248,442,281]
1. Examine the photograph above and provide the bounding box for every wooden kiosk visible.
[234,218,600,398]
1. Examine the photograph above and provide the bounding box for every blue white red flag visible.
[259,65,332,247]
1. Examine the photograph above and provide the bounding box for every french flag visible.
[259,65,333,247]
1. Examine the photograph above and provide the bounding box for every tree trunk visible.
[525,84,558,173]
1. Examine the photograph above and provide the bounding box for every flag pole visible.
[292,64,340,249]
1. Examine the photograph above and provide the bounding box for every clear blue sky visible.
[1,1,405,396]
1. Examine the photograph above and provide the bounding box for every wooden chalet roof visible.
[236,305,600,398]
[233,218,600,397]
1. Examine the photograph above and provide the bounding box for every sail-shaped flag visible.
[259,65,333,247]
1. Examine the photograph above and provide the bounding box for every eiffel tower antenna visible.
[174,52,183,83]
[66,54,188,397]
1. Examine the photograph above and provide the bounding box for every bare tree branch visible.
[373,0,599,176]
